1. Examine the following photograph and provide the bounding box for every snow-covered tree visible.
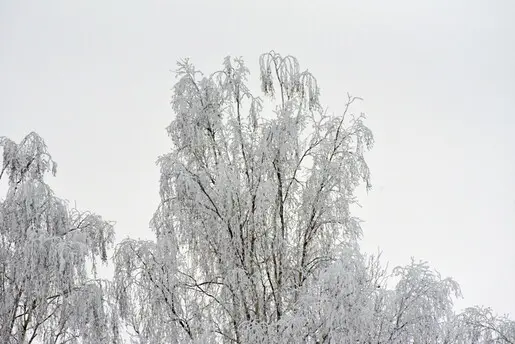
[112,51,371,343]
[457,306,515,344]
[0,133,118,344]
[367,259,461,344]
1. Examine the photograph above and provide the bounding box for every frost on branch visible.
[0,133,57,185]
[0,132,117,343]
[259,51,320,110]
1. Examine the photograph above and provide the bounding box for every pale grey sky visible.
[1,0,514,316]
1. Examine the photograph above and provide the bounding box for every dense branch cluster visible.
[1,52,513,344]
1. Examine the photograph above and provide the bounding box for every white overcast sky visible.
[1,0,514,317]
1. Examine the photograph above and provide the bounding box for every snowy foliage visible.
[0,133,117,344]
[2,53,511,344]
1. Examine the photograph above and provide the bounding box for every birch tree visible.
[113,51,373,343]
[0,132,118,344]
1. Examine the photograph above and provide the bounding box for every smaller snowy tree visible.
[0,133,118,344]
[368,259,462,344]
[457,306,515,344]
